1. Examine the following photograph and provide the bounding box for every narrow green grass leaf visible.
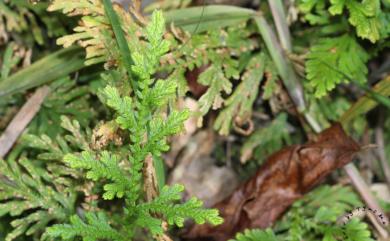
[254,16,306,112]
[340,76,390,126]
[102,0,136,90]
[164,5,255,33]
[0,46,85,98]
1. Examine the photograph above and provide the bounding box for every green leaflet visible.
[306,34,369,98]
[0,43,21,80]
[330,0,382,43]
[214,54,267,135]
[230,228,278,241]
[197,65,233,116]
[343,219,375,241]
[240,113,291,164]
[46,212,125,241]
[275,185,367,240]
[0,156,76,241]
[299,0,386,42]
[64,151,131,200]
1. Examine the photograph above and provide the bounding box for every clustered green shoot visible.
[45,7,222,241]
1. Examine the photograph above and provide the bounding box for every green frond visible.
[198,65,233,115]
[131,10,169,81]
[147,79,177,108]
[299,0,386,42]
[46,212,125,241]
[60,115,91,150]
[64,151,131,200]
[230,228,278,241]
[103,85,136,130]
[240,113,291,163]
[343,218,375,241]
[306,34,369,97]
[141,184,223,228]
[275,185,366,240]
[329,0,382,43]
[45,4,222,240]
[0,157,75,240]
[214,54,267,135]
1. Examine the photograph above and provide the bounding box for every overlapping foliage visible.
[0,0,389,240]
[43,5,222,240]
[299,0,390,97]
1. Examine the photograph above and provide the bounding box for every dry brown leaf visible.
[143,154,159,202]
[184,123,360,241]
[0,86,50,158]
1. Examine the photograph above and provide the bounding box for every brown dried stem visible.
[0,86,50,158]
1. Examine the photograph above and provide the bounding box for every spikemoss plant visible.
[44,5,223,241]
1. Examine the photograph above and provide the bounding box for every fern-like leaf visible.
[329,0,382,43]
[0,157,75,241]
[198,65,233,115]
[141,184,223,228]
[64,151,131,200]
[214,54,266,135]
[46,212,125,241]
[306,34,369,97]
[230,228,278,241]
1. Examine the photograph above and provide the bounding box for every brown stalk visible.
[375,111,390,190]
[0,86,50,158]
[143,154,174,241]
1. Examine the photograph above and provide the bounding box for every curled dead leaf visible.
[184,123,360,241]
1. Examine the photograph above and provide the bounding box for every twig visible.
[0,86,50,158]
[344,164,389,238]
[143,154,159,202]
[143,155,174,241]
[375,111,390,190]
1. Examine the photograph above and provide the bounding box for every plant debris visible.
[184,123,361,241]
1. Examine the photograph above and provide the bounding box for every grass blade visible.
[254,16,307,114]
[102,0,136,90]
[0,46,84,98]
[340,76,390,126]
[164,5,255,33]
